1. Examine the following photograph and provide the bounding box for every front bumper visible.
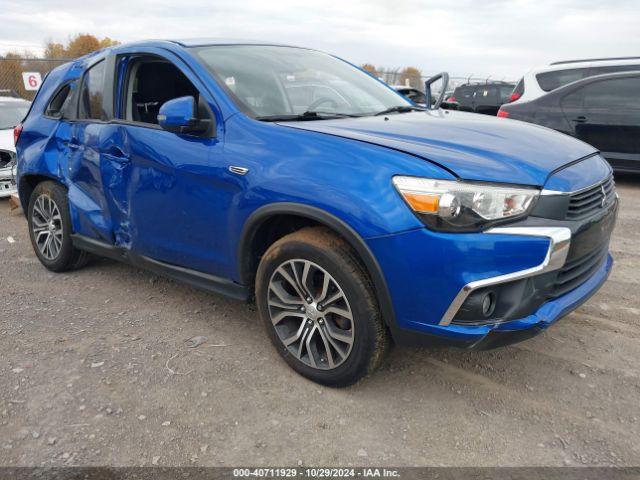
[366,199,617,348]
[0,166,17,198]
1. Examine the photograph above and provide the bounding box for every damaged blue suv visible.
[15,40,617,386]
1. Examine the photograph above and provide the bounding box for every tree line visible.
[0,34,119,99]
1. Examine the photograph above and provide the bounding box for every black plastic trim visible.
[237,203,398,333]
[71,234,249,301]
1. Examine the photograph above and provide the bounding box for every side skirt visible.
[71,234,250,302]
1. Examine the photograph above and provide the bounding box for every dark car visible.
[447,82,515,115]
[393,86,427,106]
[498,71,640,173]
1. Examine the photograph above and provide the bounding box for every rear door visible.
[565,76,640,165]
[66,58,122,243]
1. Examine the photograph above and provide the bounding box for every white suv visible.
[0,93,30,198]
[508,57,640,104]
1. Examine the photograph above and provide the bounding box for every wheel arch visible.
[238,202,397,329]
[18,174,65,213]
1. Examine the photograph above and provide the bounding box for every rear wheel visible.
[256,227,389,387]
[28,181,89,272]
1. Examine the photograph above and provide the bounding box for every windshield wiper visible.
[374,105,426,116]
[256,111,361,122]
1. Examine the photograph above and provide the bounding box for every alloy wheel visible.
[31,194,64,260]
[267,259,355,370]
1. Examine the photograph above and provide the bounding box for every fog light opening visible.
[481,291,496,318]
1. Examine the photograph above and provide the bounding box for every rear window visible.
[536,68,590,92]
[453,86,474,100]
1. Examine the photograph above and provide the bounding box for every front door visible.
[106,51,236,278]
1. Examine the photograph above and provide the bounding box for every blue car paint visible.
[282,110,599,187]
[16,40,614,346]
[157,95,198,129]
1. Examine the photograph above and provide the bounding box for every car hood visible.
[279,110,596,186]
[0,129,15,152]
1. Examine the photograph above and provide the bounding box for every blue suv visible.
[15,40,618,386]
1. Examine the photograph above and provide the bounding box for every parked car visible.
[393,86,427,107]
[16,40,617,386]
[507,56,640,105]
[446,81,515,115]
[0,95,30,198]
[498,71,640,173]
[394,86,458,110]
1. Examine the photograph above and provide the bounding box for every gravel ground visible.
[1,175,639,468]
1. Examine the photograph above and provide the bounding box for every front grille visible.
[552,244,608,298]
[566,176,615,220]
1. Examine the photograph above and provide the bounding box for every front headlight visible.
[393,176,539,232]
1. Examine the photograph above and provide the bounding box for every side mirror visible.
[158,96,209,135]
[425,72,450,110]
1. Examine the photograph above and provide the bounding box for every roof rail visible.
[551,56,640,66]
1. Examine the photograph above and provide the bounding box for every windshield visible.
[0,101,30,129]
[193,45,411,119]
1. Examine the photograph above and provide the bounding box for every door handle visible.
[572,116,587,123]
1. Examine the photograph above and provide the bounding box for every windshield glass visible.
[0,101,30,129]
[193,45,411,119]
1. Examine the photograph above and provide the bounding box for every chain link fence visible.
[0,58,70,101]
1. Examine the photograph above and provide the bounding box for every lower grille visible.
[552,244,608,298]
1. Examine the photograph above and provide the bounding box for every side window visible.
[591,64,640,75]
[455,87,473,101]
[582,77,640,109]
[124,59,199,125]
[79,61,106,120]
[536,68,590,92]
[45,83,73,118]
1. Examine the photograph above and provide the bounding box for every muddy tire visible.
[256,226,390,387]
[27,181,89,272]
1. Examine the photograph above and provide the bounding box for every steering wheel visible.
[307,97,338,112]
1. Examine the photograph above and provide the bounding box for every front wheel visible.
[256,227,390,387]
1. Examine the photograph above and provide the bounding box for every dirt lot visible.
[1,175,639,468]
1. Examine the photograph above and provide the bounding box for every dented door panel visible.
[113,124,234,276]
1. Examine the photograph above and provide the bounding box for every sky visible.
[2,0,640,80]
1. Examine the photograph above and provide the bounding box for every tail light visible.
[497,109,510,118]
[446,96,457,103]
[508,92,521,103]
[14,123,23,146]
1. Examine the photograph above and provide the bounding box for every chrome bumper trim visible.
[439,226,572,326]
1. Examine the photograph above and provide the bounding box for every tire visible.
[27,181,89,272]
[256,226,390,387]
